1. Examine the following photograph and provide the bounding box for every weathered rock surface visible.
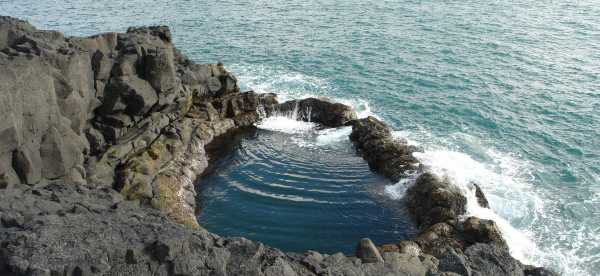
[349,116,421,181]
[274,97,358,127]
[406,173,467,229]
[0,183,445,276]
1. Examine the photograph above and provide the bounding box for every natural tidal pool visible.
[196,117,417,254]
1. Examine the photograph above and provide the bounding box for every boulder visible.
[355,238,384,263]
[274,97,357,127]
[140,46,177,94]
[464,243,525,276]
[100,77,158,116]
[406,173,467,228]
[461,217,507,249]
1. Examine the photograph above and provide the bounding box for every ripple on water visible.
[197,126,417,254]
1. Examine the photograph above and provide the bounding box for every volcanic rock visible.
[274,97,358,127]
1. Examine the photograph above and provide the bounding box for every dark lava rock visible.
[349,116,421,181]
[274,97,357,127]
[348,116,556,275]
[472,182,490,208]
[406,173,467,229]
[461,217,507,249]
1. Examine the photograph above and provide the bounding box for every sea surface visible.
[2,0,599,275]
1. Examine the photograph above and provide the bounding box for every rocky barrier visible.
[0,17,555,276]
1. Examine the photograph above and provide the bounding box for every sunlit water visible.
[2,0,599,274]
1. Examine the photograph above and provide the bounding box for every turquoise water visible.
[2,0,599,274]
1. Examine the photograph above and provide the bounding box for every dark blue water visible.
[2,1,599,274]
[198,127,416,254]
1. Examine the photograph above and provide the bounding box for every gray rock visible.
[355,238,384,263]
[406,173,467,228]
[438,248,471,276]
[464,243,525,276]
[101,76,158,116]
[472,183,490,208]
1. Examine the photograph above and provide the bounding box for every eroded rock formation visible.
[0,17,556,276]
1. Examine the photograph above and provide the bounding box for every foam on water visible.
[315,127,352,146]
[231,64,324,102]
[256,116,316,134]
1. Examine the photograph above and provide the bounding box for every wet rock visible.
[407,173,467,228]
[472,182,490,208]
[523,265,560,276]
[438,248,471,276]
[259,92,279,115]
[355,238,384,263]
[415,222,462,258]
[275,97,357,127]
[461,217,507,248]
[349,116,421,181]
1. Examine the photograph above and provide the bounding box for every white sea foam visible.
[315,126,352,146]
[231,64,325,102]
[412,149,541,263]
[256,116,316,134]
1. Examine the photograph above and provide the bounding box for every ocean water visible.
[2,0,599,275]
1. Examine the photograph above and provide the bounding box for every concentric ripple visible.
[197,126,417,254]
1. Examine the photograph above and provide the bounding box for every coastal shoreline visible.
[0,16,556,276]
